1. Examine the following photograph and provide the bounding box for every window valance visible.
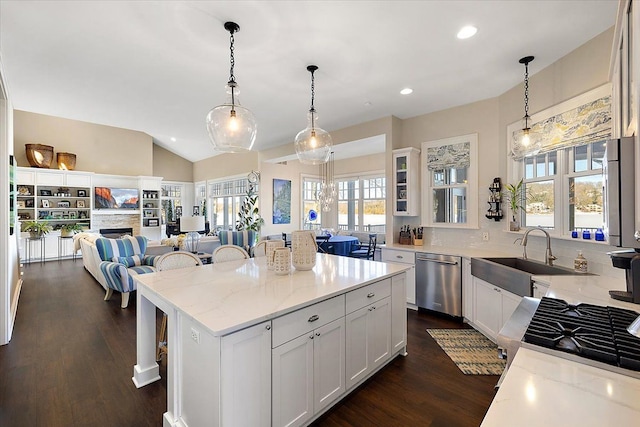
[426,142,470,171]
[512,95,611,158]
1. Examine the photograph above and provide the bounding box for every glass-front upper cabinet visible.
[161,182,183,224]
[421,133,478,229]
[392,148,420,216]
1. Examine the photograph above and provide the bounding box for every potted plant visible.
[505,179,525,231]
[61,223,84,237]
[22,220,53,238]
[236,185,264,242]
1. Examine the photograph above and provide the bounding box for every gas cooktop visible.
[522,297,640,376]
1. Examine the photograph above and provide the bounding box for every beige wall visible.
[13,111,154,176]
[153,144,193,181]
[193,151,260,182]
[258,152,386,236]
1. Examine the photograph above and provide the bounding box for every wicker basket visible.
[56,152,76,170]
[25,144,54,168]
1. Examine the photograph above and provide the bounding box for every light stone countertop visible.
[133,253,410,336]
[382,242,512,259]
[481,347,640,427]
[482,269,640,426]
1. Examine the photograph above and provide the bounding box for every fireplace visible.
[100,227,134,239]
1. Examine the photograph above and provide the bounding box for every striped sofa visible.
[217,230,257,252]
[95,236,160,308]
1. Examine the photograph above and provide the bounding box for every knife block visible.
[399,231,412,245]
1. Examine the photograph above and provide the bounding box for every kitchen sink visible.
[470,257,588,297]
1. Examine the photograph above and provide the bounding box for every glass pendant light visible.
[295,65,332,165]
[317,151,336,212]
[206,22,257,153]
[512,56,541,158]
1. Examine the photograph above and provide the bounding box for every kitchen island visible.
[482,274,640,426]
[132,253,409,427]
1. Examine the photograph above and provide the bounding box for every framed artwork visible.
[272,179,292,224]
[76,200,85,208]
[57,201,70,208]
[176,206,183,218]
[41,200,50,208]
[26,199,34,208]
[17,200,25,209]
[193,206,200,216]
[69,212,77,219]
[148,219,159,226]
[77,189,87,197]
[40,189,52,196]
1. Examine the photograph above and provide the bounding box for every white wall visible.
[1,57,21,345]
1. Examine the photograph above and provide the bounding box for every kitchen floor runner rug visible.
[426,328,506,375]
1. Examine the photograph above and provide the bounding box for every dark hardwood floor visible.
[0,260,497,426]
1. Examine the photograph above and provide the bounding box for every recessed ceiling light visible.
[170,137,176,142]
[400,88,413,95]
[457,25,477,39]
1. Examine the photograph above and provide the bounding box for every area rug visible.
[426,329,506,375]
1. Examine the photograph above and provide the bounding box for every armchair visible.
[217,230,257,252]
[95,236,160,308]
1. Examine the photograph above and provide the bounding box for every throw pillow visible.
[113,254,143,267]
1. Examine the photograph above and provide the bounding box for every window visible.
[422,133,479,228]
[516,140,605,236]
[336,175,386,232]
[302,178,322,230]
[208,178,252,232]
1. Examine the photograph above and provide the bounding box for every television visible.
[94,187,139,209]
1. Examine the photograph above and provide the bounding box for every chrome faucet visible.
[521,226,557,266]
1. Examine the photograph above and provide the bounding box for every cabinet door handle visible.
[493,287,501,293]
[315,332,320,337]
[309,335,314,340]
[369,306,376,311]
[396,255,404,259]
[308,314,319,323]
[265,324,271,331]
[367,292,375,298]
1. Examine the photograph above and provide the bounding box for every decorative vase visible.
[266,240,285,270]
[56,152,76,170]
[509,219,520,232]
[272,247,291,275]
[25,144,54,168]
[291,230,317,271]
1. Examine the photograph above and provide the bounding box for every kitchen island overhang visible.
[132,253,411,427]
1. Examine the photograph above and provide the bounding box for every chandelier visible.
[512,55,541,158]
[295,65,332,165]
[206,21,257,153]
[317,151,336,212]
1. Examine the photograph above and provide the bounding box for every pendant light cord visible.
[228,29,236,109]
[309,68,316,130]
[523,61,529,128]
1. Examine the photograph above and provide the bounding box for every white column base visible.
[132,363,161,388]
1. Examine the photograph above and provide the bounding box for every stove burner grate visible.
[524,297,640,371]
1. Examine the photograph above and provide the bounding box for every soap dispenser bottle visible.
[574,250,588,273]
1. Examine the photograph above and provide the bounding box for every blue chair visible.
[218,230,257,252]
[349,234,377,260]
[95,236,160,308]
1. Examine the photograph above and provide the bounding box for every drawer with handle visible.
[272,295,345,348]
[381,248,415,265]
[346,278,391,314]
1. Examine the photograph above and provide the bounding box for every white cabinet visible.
[381,248,416,305]
[472,276,522,341]
[220,321,272,427]
[345,278,392,389]
[392,147,420,216]
[272,297,346,427]
[391,273,407,354]
[140,177,162,240]
[532,281,550,299]
[180,318,272,427]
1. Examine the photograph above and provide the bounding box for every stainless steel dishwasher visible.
[415,252,462,317]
